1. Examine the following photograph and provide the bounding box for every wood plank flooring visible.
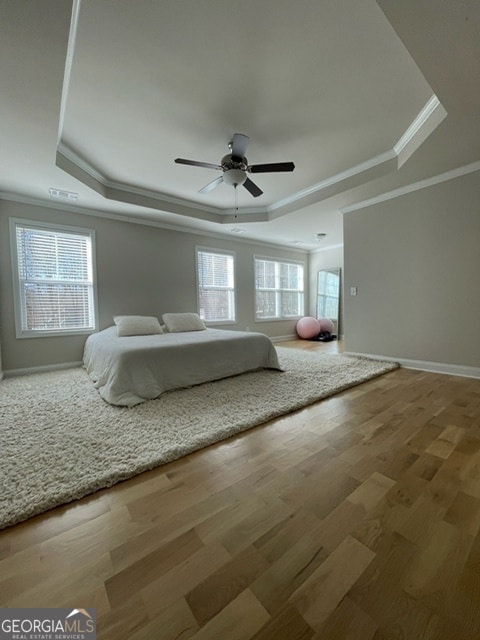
[2,340,480,639]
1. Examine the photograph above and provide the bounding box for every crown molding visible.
[394,95,442,156]
[340,159,480,214]
[394,95,447,168]
[57,0,81,144]
[310,242,344,254]
[0,192,306,253]
[56,138,399,222]
[267,150,398,221]
[272,150,396,212]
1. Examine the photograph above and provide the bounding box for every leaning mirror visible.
[317,268,341,331]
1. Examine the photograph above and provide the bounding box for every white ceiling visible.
[1,0,479,250]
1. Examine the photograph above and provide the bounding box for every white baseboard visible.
[271,334,298,343]
[3,361,83,378]
[346,351,480,380]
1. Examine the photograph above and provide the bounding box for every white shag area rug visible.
[0,348,398,529]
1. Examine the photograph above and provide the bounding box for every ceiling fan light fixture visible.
[223,168,247,187]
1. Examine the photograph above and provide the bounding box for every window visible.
[255,257,304,319]
[196,248,236,323]
[11,219,97,337]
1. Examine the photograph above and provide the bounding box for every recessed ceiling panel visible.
[62,0,433,209]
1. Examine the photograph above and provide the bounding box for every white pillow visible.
[162,312,206,332]
[114,315,163,337]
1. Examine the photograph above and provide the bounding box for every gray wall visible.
[343,170,480,369]
[0,200,307,373]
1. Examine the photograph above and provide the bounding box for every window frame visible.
[9,218,98,339]
[254,255,305,321]
[195,246,236,325]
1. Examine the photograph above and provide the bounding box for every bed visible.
[83,317,282,406]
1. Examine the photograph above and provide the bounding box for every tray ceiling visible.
[2,0,478,249]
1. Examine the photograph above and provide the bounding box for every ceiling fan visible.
[175,133,295,198]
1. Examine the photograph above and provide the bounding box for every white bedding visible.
[83,326,282,406]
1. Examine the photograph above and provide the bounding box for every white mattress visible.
[83,326,282,406]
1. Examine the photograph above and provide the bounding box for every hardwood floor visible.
[2,340,480,639]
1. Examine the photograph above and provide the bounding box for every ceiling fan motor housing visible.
[221,154,248,186]
[221,153,248,171]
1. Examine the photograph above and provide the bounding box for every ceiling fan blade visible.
[199,175,224,193]
[248,162,295,173]
[175,158,222,170]
[231,133,249,159]
[243,177,263,198]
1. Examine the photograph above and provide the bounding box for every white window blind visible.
[197,249,236,322]
[12,221,96,335]
[255,258,304,319]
